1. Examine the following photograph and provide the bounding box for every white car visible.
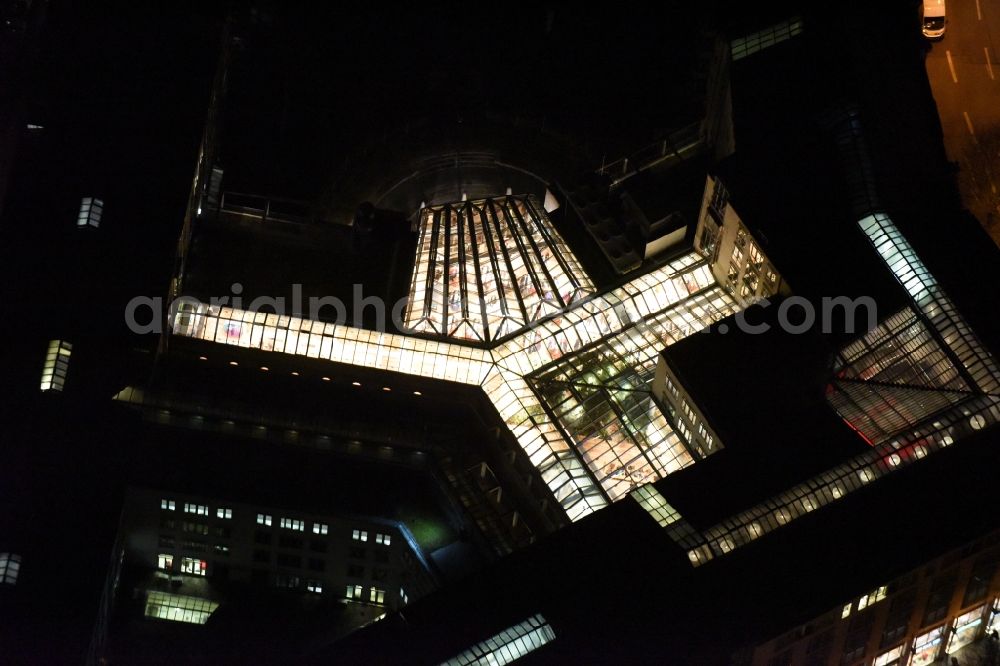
[923,0,946,40]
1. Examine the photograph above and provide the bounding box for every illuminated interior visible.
[144,591,219,625]
[640,213,1000,567]
[174,243,738,520]
[405,196,593,342]
[439,613,555,666]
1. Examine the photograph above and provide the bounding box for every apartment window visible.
[400,588,408,606]
[312,522,328,535]
[180,558,206,576]
[347,564,364,578]
[212,526,231,539]
[841,603,852,619]
[307,580,323,594]
[280,517,304,532]
[278,536,303,550]
[157,554,174,571]
[275,574,300,589]
[346,584,363,600]
[881,589,915,647]
[372,566,388,581]
[352,529,368,542]
[214,545,229,555]
[158,535,175,548]
[370,587,385,604]
[309,540,328,553]
[254,531,272,545]
[253,550,270,564]
[40,340,72,392]
[374,550,389,564]
[77,197,103,228]
[256,513,273,526]
[160,499,176,511]
[375,533,392,546]
[182,522,208,535]
[183,503,208,516]
[439,613,555,666]
[277,553,302,568]
[308,558,325,572]
[216,508,232,520]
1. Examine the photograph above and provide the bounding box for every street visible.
[926,0,1000,242]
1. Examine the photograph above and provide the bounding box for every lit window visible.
[77,197,103,228]
[440,613,555,666]
[157,554,174,571]
[280,518,305,531]
[307,580,323,594]
[144,591,218,624]
[40,339,72,392]
[183,503,208,516]
[216,508,232,520]
[313,523,328,535]
[370,587,385,604]
[0,553,22,585]
[346,584,363,599]
[214,544,229,554]
[180,558,206,576]
[375,533,391,546]
[857,585,887,610]
[160,499,176,511]
[352,529,368,542]
[400,588,408,606]
[256,513,272,526]
[841,603,852,619]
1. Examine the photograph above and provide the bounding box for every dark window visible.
[279,536,303,549]
[372,566,389,581]
[767,651,792,666]
[963,558,997,607]
[277,553,302,568]
[842,613,874,664]
[308,558,325,572]
[159,517,176,530]
[881,590,915,648]
[349,546,366,560]
[374,550,390,564]
[923,573,957,626]
[213,526,232,539]
[309,540,328,553]
[347,564,364,578]
[158,535,175,548]
[254,531,272,545]
[804,630,832,666]
[253,549,270,563]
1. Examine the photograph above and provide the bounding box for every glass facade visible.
[648,213,1000,566]
[40,339,72,392]
[144,591,219,625]
[405,196,593,342]
[174,240,737,520]
[439,613,555,666]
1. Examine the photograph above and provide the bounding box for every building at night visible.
[4,2,1000,665]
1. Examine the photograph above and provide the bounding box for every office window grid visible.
[144,591,218,625]
[183,503,208,516]
[0,553,21,585]
[439,613,556,666]
[40,339,72,392]
[77,196,103,228]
